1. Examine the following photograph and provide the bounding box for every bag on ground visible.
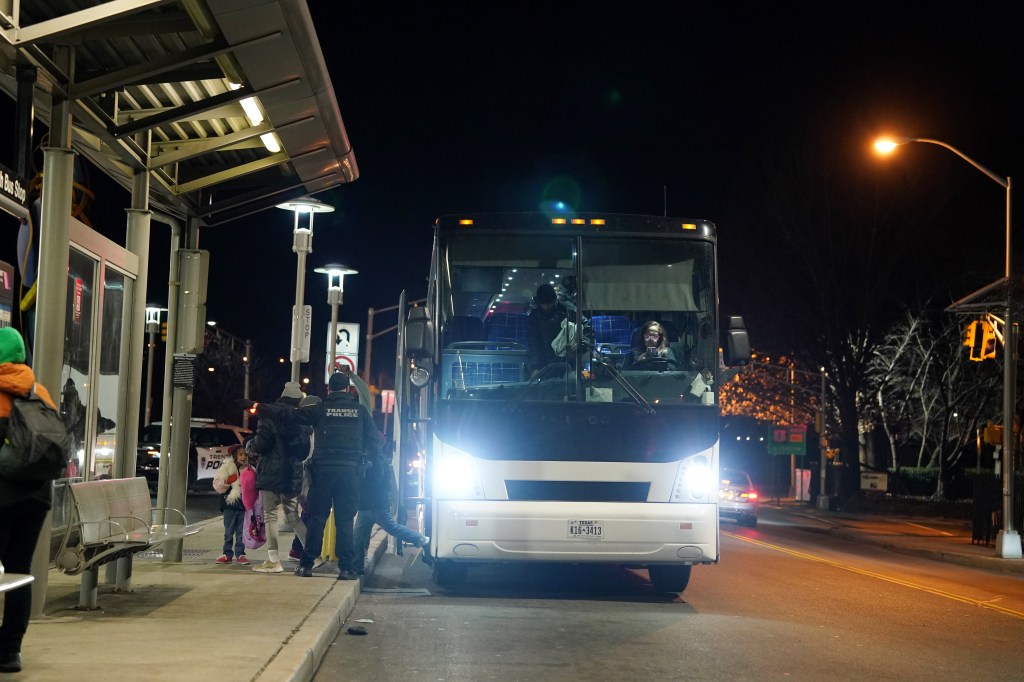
[243,495,267,549]
[0,383,72,482]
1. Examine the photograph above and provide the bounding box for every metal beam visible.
[172,150,289,194]
[0,0,173,46]
[149,121,271,168]
[75,31,280,99]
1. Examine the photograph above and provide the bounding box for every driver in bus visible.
[622,321,683,370]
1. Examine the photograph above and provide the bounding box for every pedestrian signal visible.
[980,320,998,360]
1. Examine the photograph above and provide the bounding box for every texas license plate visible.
[567,519,604,539]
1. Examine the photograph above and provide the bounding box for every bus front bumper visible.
[431,500,719,565]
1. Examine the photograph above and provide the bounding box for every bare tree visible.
[866,308,1000,498]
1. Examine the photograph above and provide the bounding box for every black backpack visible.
[0,383,73,482]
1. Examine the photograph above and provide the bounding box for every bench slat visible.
[61,477,199,575]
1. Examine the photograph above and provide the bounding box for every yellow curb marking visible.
[904,521,954,536]
[724,531,1024,620]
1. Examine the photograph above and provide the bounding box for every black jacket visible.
[251,399,308,495]
[297,391,379,474]
[526,303,568,373]
[358,454,395,512]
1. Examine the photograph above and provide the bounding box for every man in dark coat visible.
[294,372,379,580]
[353,432,430,575]
[246,381,309,573]
[526,282,569,377]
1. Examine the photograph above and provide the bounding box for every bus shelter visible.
[0,0,359,612]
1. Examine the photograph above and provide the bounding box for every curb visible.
[264,528,389,682]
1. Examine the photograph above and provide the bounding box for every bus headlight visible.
[433,444,483,499]
[673,454,714,501]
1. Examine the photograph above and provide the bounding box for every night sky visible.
[7,3,1024,395]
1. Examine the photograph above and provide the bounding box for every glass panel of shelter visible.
[60,245,134,481]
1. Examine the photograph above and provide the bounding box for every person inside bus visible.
[622,320,683,370]
[526,283,569,378]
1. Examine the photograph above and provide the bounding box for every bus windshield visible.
[438,233,718,407]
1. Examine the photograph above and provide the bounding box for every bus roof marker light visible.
[459,219,474,226]
[552,218,567,225]
[682,223,697,230]
[590,218,606,225]
[571,218,585,225]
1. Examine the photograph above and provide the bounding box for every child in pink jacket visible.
[212,444,252,565]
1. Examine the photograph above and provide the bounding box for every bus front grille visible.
[504,480,650,502]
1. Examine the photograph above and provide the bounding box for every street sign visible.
[767,424,807,456]
[329,322,360,355]
[332,354,357,373]
[381,389,395,414]
[290,304,312,362]
[325,322,360,382]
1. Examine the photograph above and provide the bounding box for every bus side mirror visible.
[722,315,751,367]
[405,306,434,359]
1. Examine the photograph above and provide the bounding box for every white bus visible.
[398,212,750,593]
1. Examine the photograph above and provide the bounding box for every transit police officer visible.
[294,371,379,580]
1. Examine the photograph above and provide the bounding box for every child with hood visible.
[212,443,250,565]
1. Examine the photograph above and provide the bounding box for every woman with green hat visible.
[0,326,58,674]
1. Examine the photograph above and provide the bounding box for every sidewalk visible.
[766,498,1024,575]
[10,500,1024,680]
[12,517,388,681]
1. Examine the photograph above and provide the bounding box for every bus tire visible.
[432,560,468,586]
[648,564,692,594]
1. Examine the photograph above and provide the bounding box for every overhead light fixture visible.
[239,97,264,125]
[260,132,281,153]
[229,83,265,125]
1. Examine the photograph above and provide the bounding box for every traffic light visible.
[966,320,985,361]
[963,321,977,348]
[981,320,998,360]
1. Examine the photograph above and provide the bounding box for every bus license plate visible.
[568,520,604,539]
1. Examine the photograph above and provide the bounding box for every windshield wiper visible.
[506,361,569,405]
[591,357,656,415]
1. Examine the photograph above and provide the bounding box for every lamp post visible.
[144,304,165,426]
[875,135,1019,558]
[314,263,358,380]
[277,198,335,383]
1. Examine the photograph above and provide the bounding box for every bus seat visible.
[485,312,529,346]
[591,315,633,346]
[443,315,485,348]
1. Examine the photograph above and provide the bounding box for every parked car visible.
[136,419,250,492]
[719,467,759,527]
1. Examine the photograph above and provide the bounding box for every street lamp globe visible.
[315,263,358,381]
[276,197,336,383]
[143,304,167,427]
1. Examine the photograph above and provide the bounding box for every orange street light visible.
[873,134,1017,559]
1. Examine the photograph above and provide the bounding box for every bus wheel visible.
[648,565,692,594]
[432,560,468,586]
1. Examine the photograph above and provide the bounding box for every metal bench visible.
[56,477,203,608]
[0,560,33,593]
